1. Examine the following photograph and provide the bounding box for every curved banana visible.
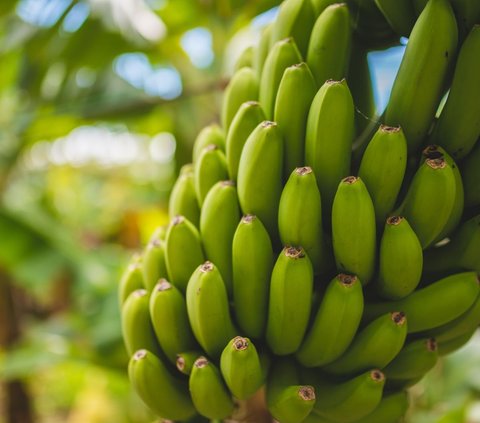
[252,24,273,79]
[226,101,266,181]
[234,45,254,71]
[266,246,314,355]
[220,336,264,400]
[384,0,458,153]
[128,349,196,421]
[270,0,316,57]
[165,215,205,292]
[305,79,355,218]
[259,37,302,119]
[278,166,331,275]
[141,239,167,292]
[306,3,352,87]
[274,63,317,179]
[352,391,410,423]
[232,214,273,339]
[358,125,408,226]
[297,273,364,367]
[237,121,283,243]
[186,261,236,358]
[377,216,423,300]
[324,312,407,376]
[221,67,259,132]
[374,0,415,37]
[119,258,144,305]
[398,157,456,248]
[365,272,480,333]
[463,141,480,208]
[200,180,240,296]
[176,350,202,376]
[331,176,377,285]
[150,279,198,364]
[194,145,229,207]
[169,165,201,228]
[192,124,225,163]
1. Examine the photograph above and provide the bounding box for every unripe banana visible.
[374,0,415,37]
[305,79,355,218]
[186,261,236,358]
[222,67,259,132]
[297,274,364,367]
[253,24,273,79]
[232,214,273,339]
[237,121,283,243]
[358,126,408,226]
[194,145,229,207]
[306,3,352,87]
[176,351,202,376]
[450,0,480,40]
[398,157,456,248]
[220,336,264,400]
[274,63,317,179]
[463,141,480,208]
[119,259,144,305]
[311,0,340,15]
[352,391,410,423]
[266,246,314,355]
[259,38,302,119]
[150,280,198,364]
[128,350,196,421]
[332,176,377,285]
[226,101,266,181]
[169,165,201,228]
[324,312,407,376]
[141,239,167,292]
[312,369,386,422]
[365,272,480,333]
[438,328,476,356]
[165,215,205,292]
[192,124,225,163]
[278,167,331,275]
[200,180,240,296]
[189,357,235,420]
[122,289,161,357]
[270,0,316,57]
[377,216,423,300]
[234,45,254,71]
[384,0,458,153]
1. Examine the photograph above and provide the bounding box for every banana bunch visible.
[119,0,480,421]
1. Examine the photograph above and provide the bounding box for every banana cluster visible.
[119,0,480,421]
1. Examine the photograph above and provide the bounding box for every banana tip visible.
[426,157,446,169]
[298,386,316,401]
[176,356,186,371]
[232,336,249,351]
[133,349,148,361]
[200,261,214,273]
[338,273,358,286]
[284,246,305,259]
[242,214,256,224]
[133,289,148,298]
[295,166,312,176]
[391,311,406,326]
[380,125,401,134]
[387,216,404,226]
[155,279,172,292]
[194,357,209,368]
[172,215,185,225]
[342,175,359,184]
[370,369,385,383]
[427,338,438,352]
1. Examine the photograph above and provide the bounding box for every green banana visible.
[232,214,273,339]
[192,124,225,163]
[119,258,144,305]
[237,121,283,242]
[266,358,316,423]
[278,166,331,275]
[186,261,236,358]
[266,246,314,355]
[374,0,415,37]
[194,145,229,207]
[189,357,235,420]
[323,312,407,376]
[365,272,480,333]
[377,216,423,300]
[384,0,458,153]
[122,289,161,357]
[430,25,480,159]
[252,24,273,79]
[463,141,480,207]
[311,0,340,15]
[274,63,317,179]
[150,279,198,364]
[306,3,352,87]
[358,125,408,226]
[398,157,456,248]
[165,215,205,292]
[128,350,196,421]
[451,0,480,40]
[313,369,386,422]
[331,176,377,285]
[297,273,364,367]
[200,180,240,296]
[438,328,476,356]
[176,351,202,376]
[305,79,355,218]
[234,45,254,71]
[225,101,266,181]
[141,239,167,292]
[259,37,302,119]
[221,67,259,132]
[220,336,264,400]
[169,165,201,228]
[270,0,316,57]
[352,391,410,423]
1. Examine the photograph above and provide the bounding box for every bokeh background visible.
[0,1,479,422]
